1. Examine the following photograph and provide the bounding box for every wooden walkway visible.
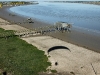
[15,25,71,37]
[0,22,10,25]
[0,22,72,38]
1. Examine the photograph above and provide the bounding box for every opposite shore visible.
[46,1,100,5]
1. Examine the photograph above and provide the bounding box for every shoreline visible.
[0,6,100,53]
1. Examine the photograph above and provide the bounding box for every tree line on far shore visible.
[46,1,100,5]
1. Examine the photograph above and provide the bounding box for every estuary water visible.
[9,2,100,33]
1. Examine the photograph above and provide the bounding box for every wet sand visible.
[0,6,100,53]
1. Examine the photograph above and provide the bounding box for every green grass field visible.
[0,28,51,75]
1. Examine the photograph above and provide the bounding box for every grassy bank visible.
[0,28,51,75]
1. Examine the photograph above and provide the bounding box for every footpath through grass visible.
[0,28,51,75]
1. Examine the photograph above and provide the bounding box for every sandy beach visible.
[0,6,100,75]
